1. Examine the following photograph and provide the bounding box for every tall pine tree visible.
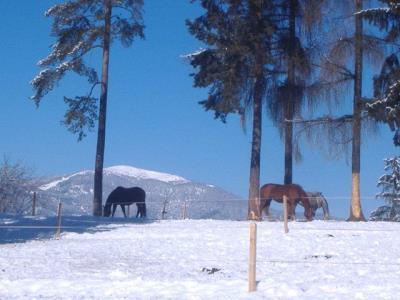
[350,0,366,221]
[31,0,145,216]
[187,0,276,220]
[297,1,386,221]
[267,0,323,184]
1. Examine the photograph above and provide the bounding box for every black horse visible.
[103,186,146,218]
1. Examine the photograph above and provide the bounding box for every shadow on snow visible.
[0,214,153,244]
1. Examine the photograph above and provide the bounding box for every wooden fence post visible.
[249,223,257,292]
[283,195,289,234]
[182,200,187,219]
[184,200,187,219]
[32,192,36,216]
[161,198,168,220]
[55,202,62,239]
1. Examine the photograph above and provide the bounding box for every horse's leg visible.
[312,206,317,217]
[265,199,272,220]
[292,202,297,221]
[121,205,127,218]
[288,202,296,221]
[135,203,140,218]
[112,204,117,217]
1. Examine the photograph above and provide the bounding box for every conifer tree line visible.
[31,0,400,221]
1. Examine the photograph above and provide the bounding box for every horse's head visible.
[103,204,111,217]
[301,198,313,221]
[305,206,313,221]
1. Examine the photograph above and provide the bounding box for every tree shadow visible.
[0,214,154,244]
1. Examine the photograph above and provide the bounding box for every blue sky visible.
[0,0,398,219]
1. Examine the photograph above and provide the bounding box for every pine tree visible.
[360,0,400,146]
[267,0,323,184]
[349,0,366,221]
[187,0,276,220]
[321,0,369,221]
[289,1,390,221]
[297,1,388,221]
[377,156,400,206]
[31,0,145,216]
[367,54,400,145]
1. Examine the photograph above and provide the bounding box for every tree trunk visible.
[93,0,112,216]
[248,76,264,221]
[348,0,366,221]
[284,0,296,185]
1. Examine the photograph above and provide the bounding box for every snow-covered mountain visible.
[35,165,247,220]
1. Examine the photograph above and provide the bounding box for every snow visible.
[356,8,391,15]
[1,215,400,299]
[39,171,91,191]
[29,68,50,86]
[181,48,207,60]
[104,165,189,183]
[39,165,189,191]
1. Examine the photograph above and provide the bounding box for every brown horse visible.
[259,183,313,221]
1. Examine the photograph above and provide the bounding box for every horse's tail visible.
[320,195,330,220]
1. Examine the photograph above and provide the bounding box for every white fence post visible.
[248,223,257,292]
[283,195,289,234]
[55,202,62,239]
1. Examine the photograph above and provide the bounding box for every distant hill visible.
[34,165,248,220]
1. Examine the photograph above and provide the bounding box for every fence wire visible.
[2,250,400,268]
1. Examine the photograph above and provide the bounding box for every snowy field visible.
[1,215,400,299]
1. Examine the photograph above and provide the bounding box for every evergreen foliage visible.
[361,1,400,145]
[267,0,323,184]
[289,1,382,221]
[368,54,400,145]
[267,0,322,125]
[377,156,400,206]
[187,0,277,219]
[186,0,275,121]
[31,0,144,140]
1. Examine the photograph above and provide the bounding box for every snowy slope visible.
[39,166,189,191]
[34,165,248,220]
[39,170,92,191]
[1,215,400,299]
[103,165,189,183]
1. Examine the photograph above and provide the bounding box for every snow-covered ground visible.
[1,215,400,299]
